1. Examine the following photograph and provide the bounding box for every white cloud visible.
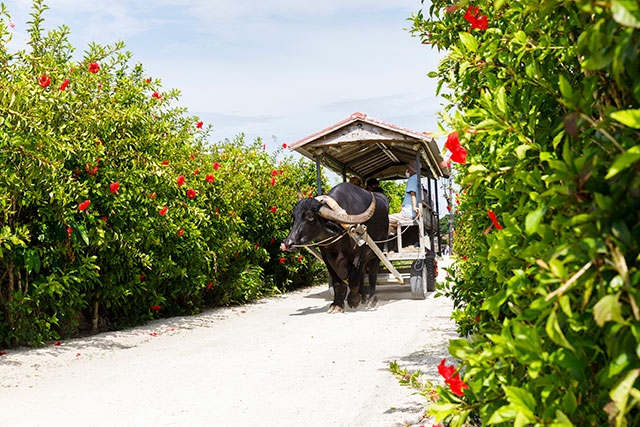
[3,0,445,150]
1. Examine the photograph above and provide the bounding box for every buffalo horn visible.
[317,193,376,224]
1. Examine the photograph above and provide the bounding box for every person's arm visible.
[410,192,419,216]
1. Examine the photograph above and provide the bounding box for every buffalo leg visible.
[346,267,362,309]
[329,277,347,313]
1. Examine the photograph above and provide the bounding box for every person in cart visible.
[388,160,420,236]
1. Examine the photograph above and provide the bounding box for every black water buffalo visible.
[281,182,389,313]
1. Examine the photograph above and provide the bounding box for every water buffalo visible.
[281,182,389,313]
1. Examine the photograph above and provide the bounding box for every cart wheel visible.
[410,259,427,299]
[426,252,436,292]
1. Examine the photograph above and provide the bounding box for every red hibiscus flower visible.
[280,257,286,264]
[59,78,69,91]
[282,143,287,149]
[438,358,468,397]
[447,375,469,397]
[78,200,91,211]
[149,192,157,198]
[84,164,98,175]
[159,206,168,216]
[151,305,162,312]
[213,162,221,171]
[139,275,146,281]
[152,91,162,99]
[161,160,170,167]
[207,281,214,290]
[450,146,468,164]
[270,206,277,213]
[88,62,100,73]
[463,5,489,30]
[438,358,456,379]
[67,227,73,237]
[488,210,503,230]
[474,14,489,30]
[205,174,214,183]
[38,74,51,88]
[109,182,120,193]
[187,188,197,199]
[177,175,185,186]
[445,131,462,152]
[444,132,468,164]
[178,229,184,236]
[271,170,278,177]
[196,121,203,129]
[193,169,199,175]
[271,177,276,186]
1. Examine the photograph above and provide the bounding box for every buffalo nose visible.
[280,242,287,251]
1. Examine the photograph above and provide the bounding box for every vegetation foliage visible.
[409,0,640,425]
[0,1,323,347]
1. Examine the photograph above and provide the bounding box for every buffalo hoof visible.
[328,304,344,314]
[347,293,361,309]
[366,295,378,309]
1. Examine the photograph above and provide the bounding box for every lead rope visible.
[290,230,348,249]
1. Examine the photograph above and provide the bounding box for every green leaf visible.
[494,0,507,11]
[513,30,527,45]
[551,410,575,427]
[605,146,640,179]
[610,108,640,129]
[558,74,574,101]
[546,309,575,351]
[593,293,625,326]
[504,386,537,421]
[525,207,546,235]
[612,0,640,28]
[610,369,640,426]
[495,86,507,115]
[459,32,478,52]
[487,404,518,424]
[23,249,41,274]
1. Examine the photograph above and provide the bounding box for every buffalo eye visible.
[305,213,316,222]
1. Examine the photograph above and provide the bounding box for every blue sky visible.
[4,0,445,153]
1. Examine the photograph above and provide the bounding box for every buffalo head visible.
[281,192,376,251]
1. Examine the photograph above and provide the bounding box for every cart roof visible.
[288,112,450,180]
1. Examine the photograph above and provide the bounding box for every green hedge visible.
[0,1,324,347]
[410,1,640,425]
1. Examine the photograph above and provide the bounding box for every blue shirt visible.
[401,174,419,218]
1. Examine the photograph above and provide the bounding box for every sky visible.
[3,0,446,154]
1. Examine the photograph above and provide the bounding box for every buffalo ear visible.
[296,185,304,201]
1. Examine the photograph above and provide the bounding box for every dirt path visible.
[0,257,458,427]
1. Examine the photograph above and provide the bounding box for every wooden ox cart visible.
[288,112,450,299]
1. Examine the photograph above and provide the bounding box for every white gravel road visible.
[0,257,458,427]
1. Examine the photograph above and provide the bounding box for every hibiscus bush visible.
[0,0,322,347]
[409,0,640,425]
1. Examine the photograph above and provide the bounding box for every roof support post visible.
[315,155,323,196]
[434,178,441,255]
